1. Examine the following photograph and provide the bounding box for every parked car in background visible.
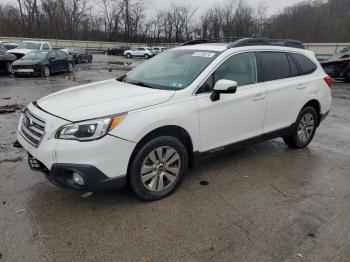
[61,47,92,64]
[105,46,131,56]
[16,38,331,201]
[321,47,350,82]
[12,50,74,77]
[0,41,18,51]
[0,50,16,74]
[8,41,52,59]
[151,47,167,55]
[124,47,154,59]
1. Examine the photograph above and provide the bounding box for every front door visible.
[196,52,267,152]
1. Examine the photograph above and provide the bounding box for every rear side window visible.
[260,52,291,81]
[291,53,317,75]
[287,54,300,77]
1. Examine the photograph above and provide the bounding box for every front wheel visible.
[41,66,50,77]
[67,62,74,73]
[129,136,188,201]
[126,53,132,58]
[6,62,13,74]
[144,54,150,59]
[283,106,317,149]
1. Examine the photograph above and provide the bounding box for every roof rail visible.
[227,38,305,49]
[179,39,210,46]
[179,37,305,49]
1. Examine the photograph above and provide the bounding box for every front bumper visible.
[18,103,136,192]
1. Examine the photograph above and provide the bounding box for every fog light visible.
[72,172,84,186]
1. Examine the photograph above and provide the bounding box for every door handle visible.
[297,85,306,90]
[253,94,265,101]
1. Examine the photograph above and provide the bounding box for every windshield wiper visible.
[130,81,155,88]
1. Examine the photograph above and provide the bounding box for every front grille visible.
[20,109,46,147]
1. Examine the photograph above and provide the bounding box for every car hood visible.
[13,59,43,66]
[37,79,175,121]
[8,49,35,55]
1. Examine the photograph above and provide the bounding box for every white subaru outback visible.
[17,38,332,201]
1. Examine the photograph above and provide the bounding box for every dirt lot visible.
[0,55,350,262]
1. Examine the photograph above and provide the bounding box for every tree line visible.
[0,0,349,43]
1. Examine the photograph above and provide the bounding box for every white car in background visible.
[17,38,332,201]
[124,47,154,59]
[8,41,52,59]
[151,47,167,55]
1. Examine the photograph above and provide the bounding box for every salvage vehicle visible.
[8,41,52,59]
[62,47,92,64]
[12,50,74,77]
[124,47,154,59]
[320,47,350,82]
[150,47,167,55]
[0,50,16,74]
[105,46,131,56]
[0,41,18,51]
[17,38,332,201]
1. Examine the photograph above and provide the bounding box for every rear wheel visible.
[129,136,188,201]
[126,53,132,58]
[283,106,317,149]
[41,66,50,77]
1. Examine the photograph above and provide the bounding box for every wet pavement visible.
[0,55,350,262]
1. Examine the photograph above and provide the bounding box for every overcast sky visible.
[150,0,306,16]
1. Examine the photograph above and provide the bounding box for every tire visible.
[283,106,318,149]
[41,66,50,77]
[67,62,74,73]
[88,56,92,63]
[6,62,13,75]
[126,53,132,58]
[144,54,149,59]
[345,71,350,83]
[129,136,188,201]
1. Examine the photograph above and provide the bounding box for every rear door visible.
[258,51,304,133]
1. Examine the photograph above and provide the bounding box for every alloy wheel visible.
[298,112,315,143]
[141,146,181,192]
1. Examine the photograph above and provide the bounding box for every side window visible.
[56,51,66,59]
[197,52,257,94]
[287,54,301,77]
[291,53,317,75]
[260,52,290,81]
[42,43,50,50]
[48,51,57,59]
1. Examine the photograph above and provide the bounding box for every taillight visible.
[324,76,333,88]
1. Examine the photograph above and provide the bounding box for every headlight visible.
[56,113,126,141]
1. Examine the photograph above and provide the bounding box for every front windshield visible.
[17,42,41,50]
[125,49,219,90]
[22,51,48,60]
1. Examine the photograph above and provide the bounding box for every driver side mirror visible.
[210,79,238,102]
